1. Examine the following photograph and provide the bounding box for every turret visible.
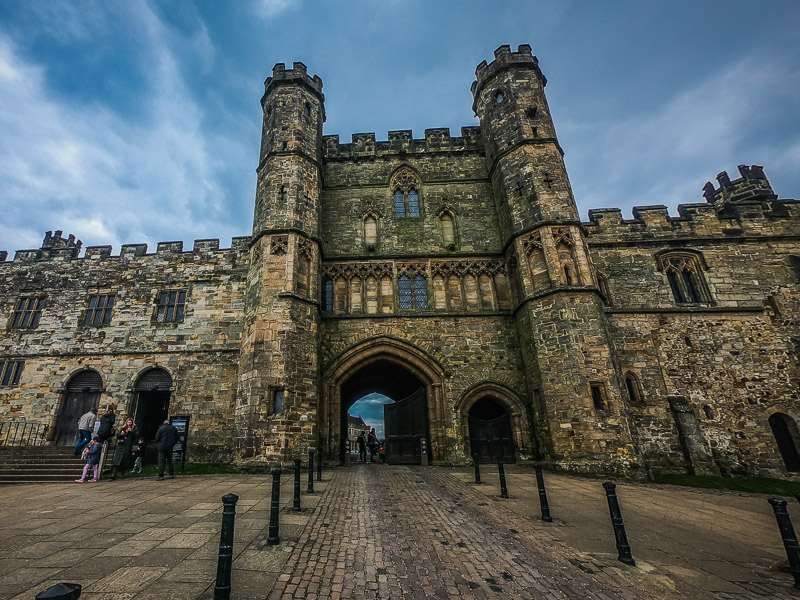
[253,62,325,237]
[472,44,578,238]
[702,165,777,214]
[237,61,324,465]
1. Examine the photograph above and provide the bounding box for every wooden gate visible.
[468,413,515,463]
[384,387,428,464]
[56,371,102,446]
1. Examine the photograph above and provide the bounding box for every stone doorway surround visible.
[321,337,448,463]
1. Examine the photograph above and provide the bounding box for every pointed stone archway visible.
[456,382,535,463]
[321,337,448,463]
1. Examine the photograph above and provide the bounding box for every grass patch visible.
[122,462,238,478]
[652,473,800,496]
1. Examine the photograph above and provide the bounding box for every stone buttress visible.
[472,45,640,475]
[236,62,324,464]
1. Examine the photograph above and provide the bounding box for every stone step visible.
[0,456,87,464]
[0,473,90,484]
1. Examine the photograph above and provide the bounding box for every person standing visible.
[357,432,367,463]
[73,408,97,455]
[155,418,179,480]
[130,437,146,474]
[75,436,102,483]
[368,428,378,462]
[111,417,137,479]
[96,405,116,443]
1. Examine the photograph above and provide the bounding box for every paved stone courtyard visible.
[0,466,797,599]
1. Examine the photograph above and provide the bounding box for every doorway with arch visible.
[132,368,173,443]
[55,369,103,446]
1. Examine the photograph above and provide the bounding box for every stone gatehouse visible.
[2,44,799,478]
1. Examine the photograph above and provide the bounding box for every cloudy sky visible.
[1,0,799,259]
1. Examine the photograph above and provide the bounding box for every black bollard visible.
[293,459,302,512]
[267,468,281,545]
[473,454,482,485]
[769,498,800,589]
[497,458,509,498]
[317,452,322,481]
[213,493,239,600]
[308,451,315,494]
[535,466,553,522]
[602,482,635,566]
[35,583,81,599]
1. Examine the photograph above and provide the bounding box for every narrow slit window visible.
[413,275,428,308]
[274,389,284,414]
[322,277,334,311]
[398,275,413,309]
[591,384,605,410]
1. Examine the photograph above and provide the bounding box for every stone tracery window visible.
[322,276,333,311]
[398,268,428,309]
[390,167,422,218]
[659,252,711,304]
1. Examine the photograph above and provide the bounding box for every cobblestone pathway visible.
[268,465,678,599]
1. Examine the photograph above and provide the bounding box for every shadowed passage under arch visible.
[340,359,428,464]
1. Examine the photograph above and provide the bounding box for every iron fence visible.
[0,420,49,447]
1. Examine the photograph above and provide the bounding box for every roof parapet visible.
[702,165,777,212]
[471,44,544,108]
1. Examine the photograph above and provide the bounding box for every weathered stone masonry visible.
[1,44,799,478]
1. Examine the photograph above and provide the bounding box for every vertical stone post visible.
[602,482,635,566]
[317,452,323,481]
[535,466,553,522]
[267,469,282,545]
[214,493,239,600]
[769,498,800,589]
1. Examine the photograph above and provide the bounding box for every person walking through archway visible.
[357,431,367,463]
[368,428,378,462]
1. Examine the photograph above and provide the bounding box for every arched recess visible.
[54,368,104,446]
[131,367,174,443]
[456,382,532,462]
[321,337,447,463]
[768,412,800,472]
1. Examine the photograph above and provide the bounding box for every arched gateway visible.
[321,338,447,464]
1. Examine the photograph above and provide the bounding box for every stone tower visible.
[236,62,324,463]
[472,45,639,474]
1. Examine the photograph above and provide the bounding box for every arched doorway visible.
[468,397,515,463]
[769,412,800,472]
[55,370,103,446]
[322,337,447,464]
[133,368,172,443]
[341,360,428,464]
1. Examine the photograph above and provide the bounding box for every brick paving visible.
[268,465,679,599]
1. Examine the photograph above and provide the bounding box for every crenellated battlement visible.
[0,235,251,264]
[471,44,546,103]
[702,164,777,213]
[322,126,483,159]
[263,61,324,103]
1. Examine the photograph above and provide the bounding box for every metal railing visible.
[0,420,49,447]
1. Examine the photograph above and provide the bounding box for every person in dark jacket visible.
[155,418,179,480]
[111,417,138,479]
[75,436,102,482]
[96,406,116,443]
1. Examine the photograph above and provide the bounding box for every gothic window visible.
[83,294,115,326]
[408,189,420,217]
[155,290,186,323]
[659,252,711,304]
[12,296,45,329]
[390,167,422,218]
[413,274,428,308]
[399,275,412,309]
[625,373,643,404]
[394,190,405,218]
[322,277,334,312]
[399,269,428,309]
[527,244,549,293]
